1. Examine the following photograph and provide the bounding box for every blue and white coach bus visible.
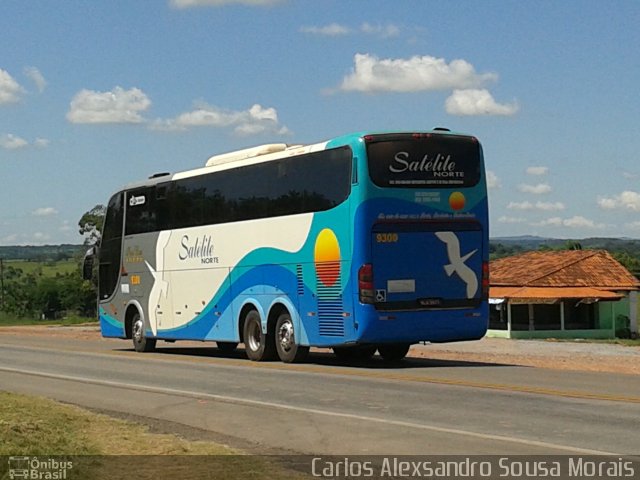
[84,129,489,363]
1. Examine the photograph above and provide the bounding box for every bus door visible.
[371,222,483,311]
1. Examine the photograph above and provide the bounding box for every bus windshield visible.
[366,133,481,188]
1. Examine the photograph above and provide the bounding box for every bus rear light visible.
[358,263,375,304]
[482,261,489,299]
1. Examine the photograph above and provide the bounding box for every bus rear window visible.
[366,134,481,188]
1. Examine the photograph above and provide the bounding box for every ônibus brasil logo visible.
[8,457,73,480]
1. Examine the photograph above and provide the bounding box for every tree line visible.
[0,260,96,319]
[0,205,105,320]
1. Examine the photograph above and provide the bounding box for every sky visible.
[1,0,639,246]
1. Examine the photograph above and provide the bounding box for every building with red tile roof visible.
[489,250,639,339]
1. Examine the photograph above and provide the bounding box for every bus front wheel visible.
[131,312,156,353]
[243,310,276,361]
[275,312,309,363]
[377,343,410,362]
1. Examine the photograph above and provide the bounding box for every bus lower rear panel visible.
[354,221,488,344]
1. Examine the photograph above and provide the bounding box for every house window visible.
[564,301,598,330]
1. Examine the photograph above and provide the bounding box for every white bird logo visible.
[435,231,478,299]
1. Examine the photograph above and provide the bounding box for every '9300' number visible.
[376,233,399,243]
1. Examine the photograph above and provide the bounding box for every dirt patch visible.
[409,338,640,375]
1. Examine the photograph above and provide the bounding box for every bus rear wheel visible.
[243,310,276,361]
[377,343,410,362]
[275,312,308,363]
[131,312,156,353]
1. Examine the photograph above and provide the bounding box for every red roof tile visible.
[490,250,640,291]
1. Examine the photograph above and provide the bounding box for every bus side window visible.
[155,183,170,231]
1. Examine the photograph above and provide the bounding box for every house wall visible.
[486,297,630,339]
[599,293,638,335]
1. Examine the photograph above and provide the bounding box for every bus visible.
[84,129,489,363]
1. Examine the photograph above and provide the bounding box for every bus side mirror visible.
[82,247,96,281]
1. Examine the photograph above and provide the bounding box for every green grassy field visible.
[2,258,78,276]
[0,312,96,326]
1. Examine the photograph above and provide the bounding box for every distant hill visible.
[0,244,85,261]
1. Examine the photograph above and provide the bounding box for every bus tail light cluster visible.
[358,263,375,304]
[482,261,490,300]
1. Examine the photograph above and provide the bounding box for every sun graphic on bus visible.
[449,191,466,211]
[314,228,341,287]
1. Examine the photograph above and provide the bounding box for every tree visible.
[78,204,106,245]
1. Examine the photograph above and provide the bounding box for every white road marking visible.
[0,365,624,456]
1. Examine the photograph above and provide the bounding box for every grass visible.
[0,391,308,479]
[548,337,640,347]
[0,313,96,327]
[3,259,78,277]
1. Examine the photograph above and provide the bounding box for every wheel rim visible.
[133,318,144,343]
[247,321,262,352]
[278,319,294,353]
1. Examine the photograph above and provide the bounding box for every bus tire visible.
[131,312,156,353]
[377,343,410,362]
[275,312,309,363]
[243,310,276,361]
[216,341,238,353]
[333,345,376,361]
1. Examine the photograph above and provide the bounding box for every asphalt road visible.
[1,331,639,456]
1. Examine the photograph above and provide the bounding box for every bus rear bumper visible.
[355,304,489,344]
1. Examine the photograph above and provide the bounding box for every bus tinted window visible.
[99,192,124,299]
[367,134,481,188]
[129,145,352,233]
[125,187,157,235]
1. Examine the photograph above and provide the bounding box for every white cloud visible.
[535,201,565,211]
[445,89,518,116]
[507,200,564,211]
[526,166,548,176]
[32,207,58,217]
[486,170,500,189]
[152,102,290,137]
[67,86,151,124]
[338,54,497,93]
[507,201,534,210]
[0,134,49,150]
[626,221,640,230]
[0,133,28,149]
[518,183,552,194]
[301,22,401,39]
[532,216,603,230]
[498,216,526,224]
[533,217,563,227]
[0,68,24,104]
[598,191,640,211]
[360,22,400,38]
[170,0,283,7]
[1,233,19,244]
[300,23,351,36]
[32,232,51,243]
[623,172,638,180]
[24,66,47,93]
[563,216,603,229]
